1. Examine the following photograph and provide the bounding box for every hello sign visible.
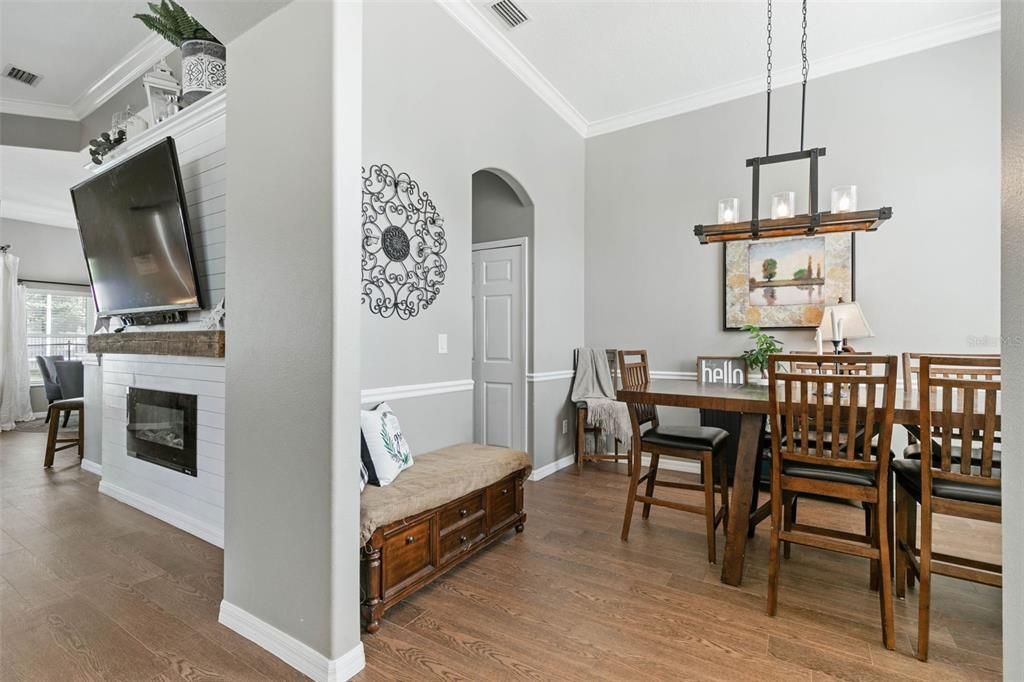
[697,356,748,386]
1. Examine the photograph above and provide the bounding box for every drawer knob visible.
[459,508,468,517]
[405,535,416,545]
[501,488,509,495]
[459,535,468,544]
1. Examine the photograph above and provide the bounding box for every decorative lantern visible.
[142,60,181,125]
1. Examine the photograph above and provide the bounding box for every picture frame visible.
[722,233,855,330]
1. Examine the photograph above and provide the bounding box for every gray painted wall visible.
[0,114,81,151]
[1001,1,1022,676]
[0,218,88,285]
[585,34,1000,368]
[79,52,182,149]
[224,0,360,661]
[472,170,534,247]
[362,2,584,469]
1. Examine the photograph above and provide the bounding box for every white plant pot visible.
[181,39,226,106]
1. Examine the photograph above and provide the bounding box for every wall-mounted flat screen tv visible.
[71,137,203,317]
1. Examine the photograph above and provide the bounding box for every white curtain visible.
[0,252,33,430]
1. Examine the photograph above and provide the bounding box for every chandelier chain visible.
[765,0,773,155]
[766,0,773,93]
[801,0,808,85]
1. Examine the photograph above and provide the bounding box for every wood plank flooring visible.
[2,428,1001,680]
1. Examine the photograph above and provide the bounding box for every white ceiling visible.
[0,1,159,119]
[0,0,1001,132]
[453,0,1000,135]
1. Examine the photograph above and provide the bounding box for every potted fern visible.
[134,0,224,106]
[741,324,784,384]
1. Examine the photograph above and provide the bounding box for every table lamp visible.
[817,301,873,353]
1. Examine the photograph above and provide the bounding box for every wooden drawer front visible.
[382,518,434,597]
[439,492,485,532]
[489,476,518,529]
[440,518,485,564]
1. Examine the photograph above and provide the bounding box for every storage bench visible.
[359,443,530,632]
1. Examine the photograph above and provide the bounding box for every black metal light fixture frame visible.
[693,0,892,245]
[694,147,892,244]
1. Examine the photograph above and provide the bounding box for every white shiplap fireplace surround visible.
[84,91,227,547]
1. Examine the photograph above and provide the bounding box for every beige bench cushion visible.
[360,443,531,545]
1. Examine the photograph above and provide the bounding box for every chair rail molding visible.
[526,370,574,383]
[218,601,365,682]
[360,379,474,403]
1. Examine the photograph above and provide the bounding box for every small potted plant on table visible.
[741,324,784,384]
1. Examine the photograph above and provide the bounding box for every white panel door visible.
[472,245,524,449]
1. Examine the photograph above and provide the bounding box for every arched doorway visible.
[471,169,534,452]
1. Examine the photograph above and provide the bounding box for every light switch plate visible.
[562,419,568,435]
[438,333,448,354]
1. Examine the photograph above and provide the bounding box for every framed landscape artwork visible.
[723,234,855,330]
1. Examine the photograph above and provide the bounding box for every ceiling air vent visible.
[4,64,41,87]
[490,0,530,29]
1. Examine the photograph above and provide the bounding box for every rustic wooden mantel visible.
[87,330,225,358]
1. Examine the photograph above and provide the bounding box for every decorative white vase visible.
[180,39,226,106]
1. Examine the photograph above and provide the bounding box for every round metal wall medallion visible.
[381,226,411,262]
[361,164,448,320]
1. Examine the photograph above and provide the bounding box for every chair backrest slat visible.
[768,354,898,472]
[617,349,656,428]
[919,355,1001,486]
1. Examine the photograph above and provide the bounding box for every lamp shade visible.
[817,302,874,341]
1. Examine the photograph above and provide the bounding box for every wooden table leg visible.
[721,412,764,586]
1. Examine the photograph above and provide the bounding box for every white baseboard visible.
[80,459,103,477]
[528,452,700,481]
[218,600,365,682]
[528,454,575,481]
[98,480,224,548]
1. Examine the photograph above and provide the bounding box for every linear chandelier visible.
[694,0,892,244]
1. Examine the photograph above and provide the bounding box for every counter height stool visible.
[894,355,1002,662]
[618,349,730,564]
[765,353,899,651]
[43,398,84,468]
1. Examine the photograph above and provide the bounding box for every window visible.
[26,289,93,384]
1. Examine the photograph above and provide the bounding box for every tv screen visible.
[71,137,203,317]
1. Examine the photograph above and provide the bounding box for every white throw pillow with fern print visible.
[359,402,413,486]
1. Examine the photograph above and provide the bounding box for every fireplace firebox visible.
[126,387,198,476]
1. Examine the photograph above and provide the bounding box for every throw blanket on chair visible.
[571,348,632,451]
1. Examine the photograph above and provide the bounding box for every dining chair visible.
[573,348,629,474]
[618,350,730,563]
[34,355,65,423]
[766,353,899,651]
[894,355,1001,662]
[782,352,881,572]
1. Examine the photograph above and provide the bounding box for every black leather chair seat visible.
[641,425,728,452]
[781,461,876,486]
[893,459,1001,506]
[903,442,1001,469]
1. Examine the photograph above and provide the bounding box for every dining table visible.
[616,378,998,587]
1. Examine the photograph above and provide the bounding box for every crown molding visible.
[71,33,177,120]
[435,0,588,137]
[0,199,77,229]
[0,97,76,121]
[587,9,1000,137]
